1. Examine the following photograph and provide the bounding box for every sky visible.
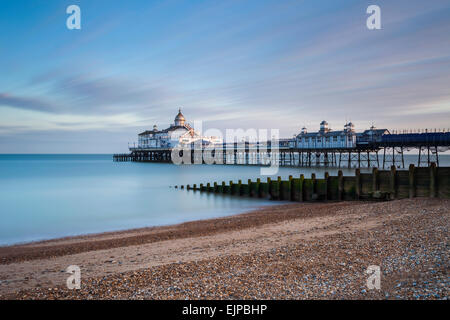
[0,0,449,153]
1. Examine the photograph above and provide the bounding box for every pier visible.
[114,111,450,168]
[114,131,450,168]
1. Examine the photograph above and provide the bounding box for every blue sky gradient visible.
[1,0,449,153]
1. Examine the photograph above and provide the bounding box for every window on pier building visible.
[333,136,338,142]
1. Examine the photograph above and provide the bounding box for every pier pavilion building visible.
[137,109,221,149]
[293,121,389,150]
[294,121,357,149]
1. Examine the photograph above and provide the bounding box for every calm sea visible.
[0,154,448,245]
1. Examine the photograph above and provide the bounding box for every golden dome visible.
[174,108,185,126]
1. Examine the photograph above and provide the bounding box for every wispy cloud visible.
[0,93,55,113]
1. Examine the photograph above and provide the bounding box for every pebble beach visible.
[0,198,448,300]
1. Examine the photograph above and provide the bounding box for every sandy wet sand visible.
[0,199,448,299]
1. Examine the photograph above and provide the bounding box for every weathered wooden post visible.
[289,175,294,201]
[207,182,211,192]
[372,167,379,193]
[277,178,282,200]
[265,177,272,198]
[274,176,282,200]
[430,162,437,198]
[299,174,304,202]
[229,181,234,195]
[193,184,197,190]
[270,177,279,200]
[311,173,317,200]
[324,172,329,201]
[213,182,218,193]
[247,179,252,197]
[238,179,242,196]
[187,184,191,190]
[408,164,416,198]
[389,166,397,200]
[222,181,226,194]
[355,168,361,200]
[256,178,261,198]
[338,170,344,201]
[291,177,299,201]
[279,177,290,201]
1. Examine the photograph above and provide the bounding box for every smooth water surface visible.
[0,154,448,245]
